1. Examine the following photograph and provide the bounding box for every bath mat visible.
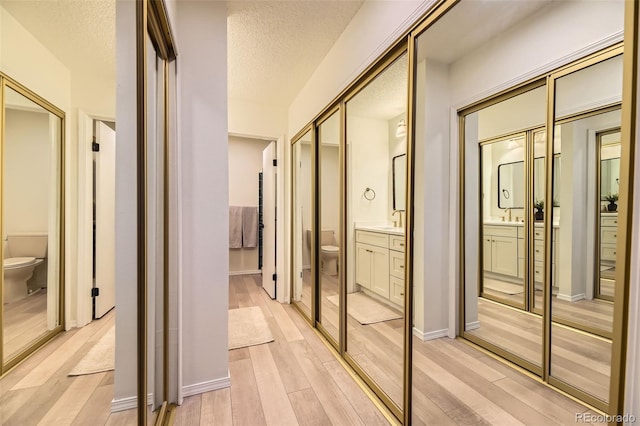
[229,306,274,350]
[327,293,402,325]
[483,279,523,295]
[69,326,115,376]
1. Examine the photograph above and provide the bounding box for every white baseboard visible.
[111,393,153,413]
[65,320,77,330]
[556,293,585,303]
[182,375,231,398]
[229,270,261,276]
[413,327,448,341]
[466,321,480,331]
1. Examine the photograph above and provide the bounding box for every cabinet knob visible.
[399,265,404,269]
[399,243,405,247]
[400,293,404,296]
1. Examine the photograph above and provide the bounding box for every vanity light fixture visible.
[396,119,407,137]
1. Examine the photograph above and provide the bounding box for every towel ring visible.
[364,187,376,201]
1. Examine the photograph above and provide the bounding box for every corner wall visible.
[175,0,230,395]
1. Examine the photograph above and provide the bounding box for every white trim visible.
[182,375,231,398]
[466,321,480,331]
[110,393,154,413]
[413,327,449,341]
[229,270,261,276]
[449,107,460,339]
[556,293,586,303]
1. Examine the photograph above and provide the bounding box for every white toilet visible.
[3,234,47,304]
[320,230,340,276]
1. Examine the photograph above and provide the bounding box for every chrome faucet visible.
[392,210,403,228]
[503,208,512,222]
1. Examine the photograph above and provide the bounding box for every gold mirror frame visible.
[136,0,176,424]
[0,75,66,375]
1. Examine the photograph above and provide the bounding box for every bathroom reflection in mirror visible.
[3,85,62,364]
[291,131,313,321]
[345,51,407,413]
[549,52,623,404]
[596,128,621,302]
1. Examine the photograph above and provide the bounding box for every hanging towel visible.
[229,206,243,249]
[243,206,259,248]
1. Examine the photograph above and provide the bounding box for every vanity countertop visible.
[356,225,404,236]
[484,219,560,228]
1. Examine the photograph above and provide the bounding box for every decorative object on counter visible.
[534,199,544,221]
[605,193,619,212]
[363,187,376,201]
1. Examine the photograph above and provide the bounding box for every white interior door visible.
[262,142,277,298]
[95,121,116,318]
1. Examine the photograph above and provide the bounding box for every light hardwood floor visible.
[3,289,49,361]
[1,274,602,425]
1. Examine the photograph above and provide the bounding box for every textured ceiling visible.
[2,0,363,116]
[0,0,115,84]
[346,53,408,120]
[227,0,364,107]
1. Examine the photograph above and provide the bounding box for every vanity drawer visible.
[602,244,617,261]
[390,276,405,307]
[533,240,545,258]
[355,230,388,248]
[601,228,618,244]
[389,250,405,279]
[389,235,405,252]
[602,217,619,227]
[534,261,545,283]
[517,227,525,239]
[533,228,545,240]
[484,225,517,238]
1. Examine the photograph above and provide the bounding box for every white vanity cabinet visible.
[483,225,518,277]
[355,229,405,307]
[355,231,390,298]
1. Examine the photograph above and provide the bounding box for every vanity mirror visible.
[498,156,561,209]
[392,153,406,211]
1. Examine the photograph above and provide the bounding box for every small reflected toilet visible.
[3,234,47,304]
[320,230,340,276]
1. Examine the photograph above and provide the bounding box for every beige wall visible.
[228,135,271,273]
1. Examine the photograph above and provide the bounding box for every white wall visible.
[113,0,137,404]
[414,59,451,338]
[3,109,51,236]
[449,1,624,108]
[320,145,340,240]
[175,0,229,395]
[288,0,433,135]
[228,136,270,273]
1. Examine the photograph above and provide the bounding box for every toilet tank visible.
[7,234,48,258]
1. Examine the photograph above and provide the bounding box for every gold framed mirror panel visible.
[290,125,316,327]
[136,0,177,423]
[0,74,65,376]
[457,34,635,416]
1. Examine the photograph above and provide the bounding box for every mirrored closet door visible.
[344,50,408,417]
[291,129,314,323]
[548,49,623,408]
[317,110,341,345]
[0,78,65,372]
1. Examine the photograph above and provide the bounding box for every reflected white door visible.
[95,122,116,318]
[262,142,277,298]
